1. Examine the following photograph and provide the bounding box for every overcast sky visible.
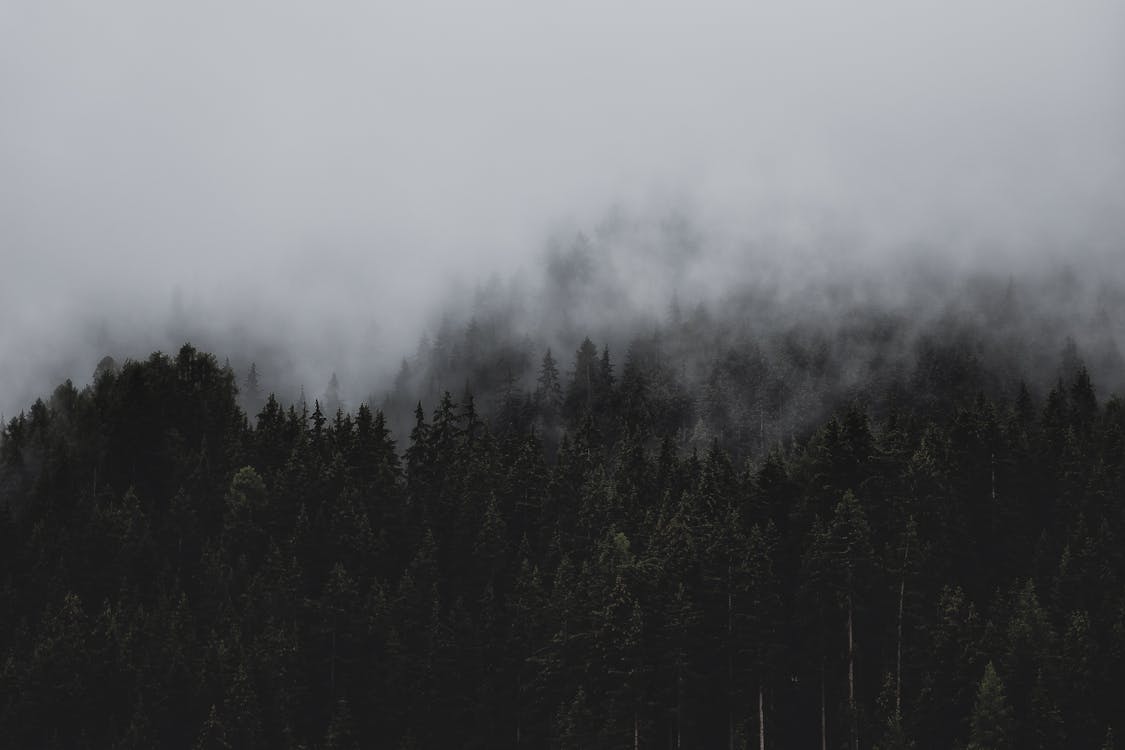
[2,0,1124,414]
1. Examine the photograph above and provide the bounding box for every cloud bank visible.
[2,0,1123,415]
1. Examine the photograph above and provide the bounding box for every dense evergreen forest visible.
[2,320,1124,748]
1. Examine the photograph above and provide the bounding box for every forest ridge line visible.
[0,333,1122,748]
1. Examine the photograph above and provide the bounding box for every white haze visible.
[2,0,1124,415]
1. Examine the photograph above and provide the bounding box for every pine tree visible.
[874,672,910,750]
[536,349,564,425]
[829,491,875,750]
[742,521,783,750]
[243,362,262,410]
[554,686,592,750]
[324,697,359,750]
[324,372,342,414]
[968,662,1012,750]
[509,558,548,745]
[193,705,231,750]
[224,663,262,749]
[565,338,600,422]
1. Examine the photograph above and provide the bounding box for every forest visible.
[5,0,1124,745]
[2,305,1124,748]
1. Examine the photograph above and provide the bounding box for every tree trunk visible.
[728,559,735,750]
[634,710,640,750]
[896,534,910,716]
[330,614,337,694]
[821,658,827,750]
[758,681,765,750]
[990,452,996,502]
[670,665,679,746]
[848,590,857,750]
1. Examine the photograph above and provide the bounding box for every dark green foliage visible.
[968,662,1012,750]
[1,336,1124,749]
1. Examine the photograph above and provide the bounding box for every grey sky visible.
[2,0,1124,414]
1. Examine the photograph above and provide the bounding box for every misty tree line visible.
[1,336,1124,749]
[227,254,1125,468]
[367,264,1125,465]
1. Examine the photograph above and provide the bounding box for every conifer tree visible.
[968,662,1012,750]
[565,338,600,421]
[536,349,564,424]
[194,705,231,750]
[243,362,262,410]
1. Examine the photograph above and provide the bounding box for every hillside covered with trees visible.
[2,330,1124,748]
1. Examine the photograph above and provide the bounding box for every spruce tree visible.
[968,662,1012,750]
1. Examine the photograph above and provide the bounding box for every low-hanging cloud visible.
[2,0,1124,416]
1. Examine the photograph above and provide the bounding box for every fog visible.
[2,0,1124,417]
